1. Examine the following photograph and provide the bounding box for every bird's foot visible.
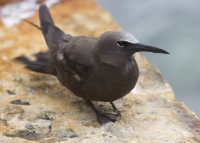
[84,100,120,124]
[97,112,119,124]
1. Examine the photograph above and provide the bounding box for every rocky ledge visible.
[0,0,199,142]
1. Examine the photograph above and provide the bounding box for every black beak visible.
[128,43,169,54]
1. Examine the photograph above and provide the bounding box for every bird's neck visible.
[96,52,133,68]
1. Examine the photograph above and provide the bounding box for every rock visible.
[10,99,30,105]
[7,89,16,95]
[0,0,21,6]
[0,0,199,142]
[3,119,52,141]
[52,129,77,139]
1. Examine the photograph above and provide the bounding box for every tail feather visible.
[16,5,60,76]
[16,52,57,76]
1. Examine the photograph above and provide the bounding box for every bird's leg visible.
[85,100,119,124]
[110,101,117,111]
[110,101,120,115]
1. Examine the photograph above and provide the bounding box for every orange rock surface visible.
[0,0,199,142]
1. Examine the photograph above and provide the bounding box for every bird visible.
[17,4,169,124]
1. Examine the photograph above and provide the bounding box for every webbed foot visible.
[97,112,119,124]
[85,100,120,124]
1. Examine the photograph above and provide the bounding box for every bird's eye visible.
[117,41,124,47]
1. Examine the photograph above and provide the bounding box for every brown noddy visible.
[17,4,169,124]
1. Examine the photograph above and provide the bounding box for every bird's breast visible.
[83,59,139,101]
[105,60,139,90]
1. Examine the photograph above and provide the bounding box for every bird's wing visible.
[39,4,54,39]
[40,21,96,67]
[39,4,54,25]
[38,4,96,88]
[65,36,97,67]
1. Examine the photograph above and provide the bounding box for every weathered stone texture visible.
[0,0,199,142]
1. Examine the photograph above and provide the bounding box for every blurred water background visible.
[97,0,200,117]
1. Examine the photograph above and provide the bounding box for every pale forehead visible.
[100,30,139,44]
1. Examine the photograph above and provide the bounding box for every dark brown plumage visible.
[17,4,169,124]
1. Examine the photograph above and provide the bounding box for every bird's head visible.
[95,30,169,67]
